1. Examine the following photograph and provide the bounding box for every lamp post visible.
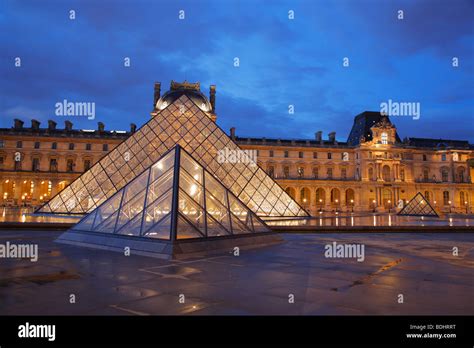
[388,199,391,213]
[465,201,468,214]
[335,199,339,214]
[319,198,323,213]
[350,199,354,213]
[448,200,452,214]
[372,199,376,213]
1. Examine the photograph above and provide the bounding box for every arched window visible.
[368,167,374,181]
[330,188,340,204]
[316,188,325,204]
[345,189,355,205]
[300,188,310,205]
[400,168,405,181]
[381,132,388,144]
[443,191,450,205]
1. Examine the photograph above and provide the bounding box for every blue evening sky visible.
[1,0,473,142]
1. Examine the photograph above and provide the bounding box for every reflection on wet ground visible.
[264,213,474,227]
[0,230,472,315]
[0,207,81,224]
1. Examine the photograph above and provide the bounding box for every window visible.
[283,166,289,178]
[0,157,3,165]
[425,191,431,202]
[284,150,288,158]
[341,168,347,179]
[297,167,304,178]
[256,150,260,157]
[327,168,333,179]
[69,143,75,150]
[441,168,449,182]
[327,153,332,159]
[32,158,40,171]
[423,169,429,181]
[268,166,275,178]
[298,151,303,159]
[400,169,405,181]
[50,159,58,172]
[443,191,450,205]
[313,152,318,159]
[269,150,274,157]
[103,144,109,151]
[368,167,374,181]
[66,159,74,172]
[51,142,57,149]
[369,152,372,159]
[381,132,388,144]
[16,141,22,148]
[312,167,319,179]
[441,154,446,161]
[422,154,427,161]
[14,160,22,171]
[84,160,91,171]
[34,142,40,149]
[382,165,391,182]
[86,143,92,151]
[0,140,4,148]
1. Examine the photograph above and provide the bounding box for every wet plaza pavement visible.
[0,229,473,315]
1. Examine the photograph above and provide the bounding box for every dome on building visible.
[155,81,213,113]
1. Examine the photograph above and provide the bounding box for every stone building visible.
[0,82,472,215]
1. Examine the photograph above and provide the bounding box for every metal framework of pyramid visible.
[398,192,439,217]
[57,145,281,259]
[37,90,307,218]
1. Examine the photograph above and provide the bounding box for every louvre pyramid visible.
[37,93,307,217]
[69,145,271,239]
[398,192,439,217]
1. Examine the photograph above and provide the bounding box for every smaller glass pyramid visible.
[398,192,439,217]
[70,145,271,239]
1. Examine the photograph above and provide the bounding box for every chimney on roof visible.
[230,127,236,140]
[130,123,137,133]
[153,82,161,109]
[329,131,336,143]
[209,85,216,113]
[48,120,57,131]
[65,120,73,131]
[315,131,322,142]
[14,119,24,130]
[98,122,105,132]
[31,119,40,131]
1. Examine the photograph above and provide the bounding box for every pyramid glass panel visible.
[67,145,271,245]
[39,91,306,217]
[178,190,206,235]
[142,189,173,233]
[176,213,205,239]
[143,213,171,239]
[398,192,438,217]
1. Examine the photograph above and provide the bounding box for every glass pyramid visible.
[69,145,272,239]
[37,91,307,217]
[398,192,439,217]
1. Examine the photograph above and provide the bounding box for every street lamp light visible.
[388,199,391,213]
[465,201,468,214]
[319,198,323,212]
[335,199,339,213]
[448,200,452,214]
[372,199,377,213]
[350,199,354,213]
